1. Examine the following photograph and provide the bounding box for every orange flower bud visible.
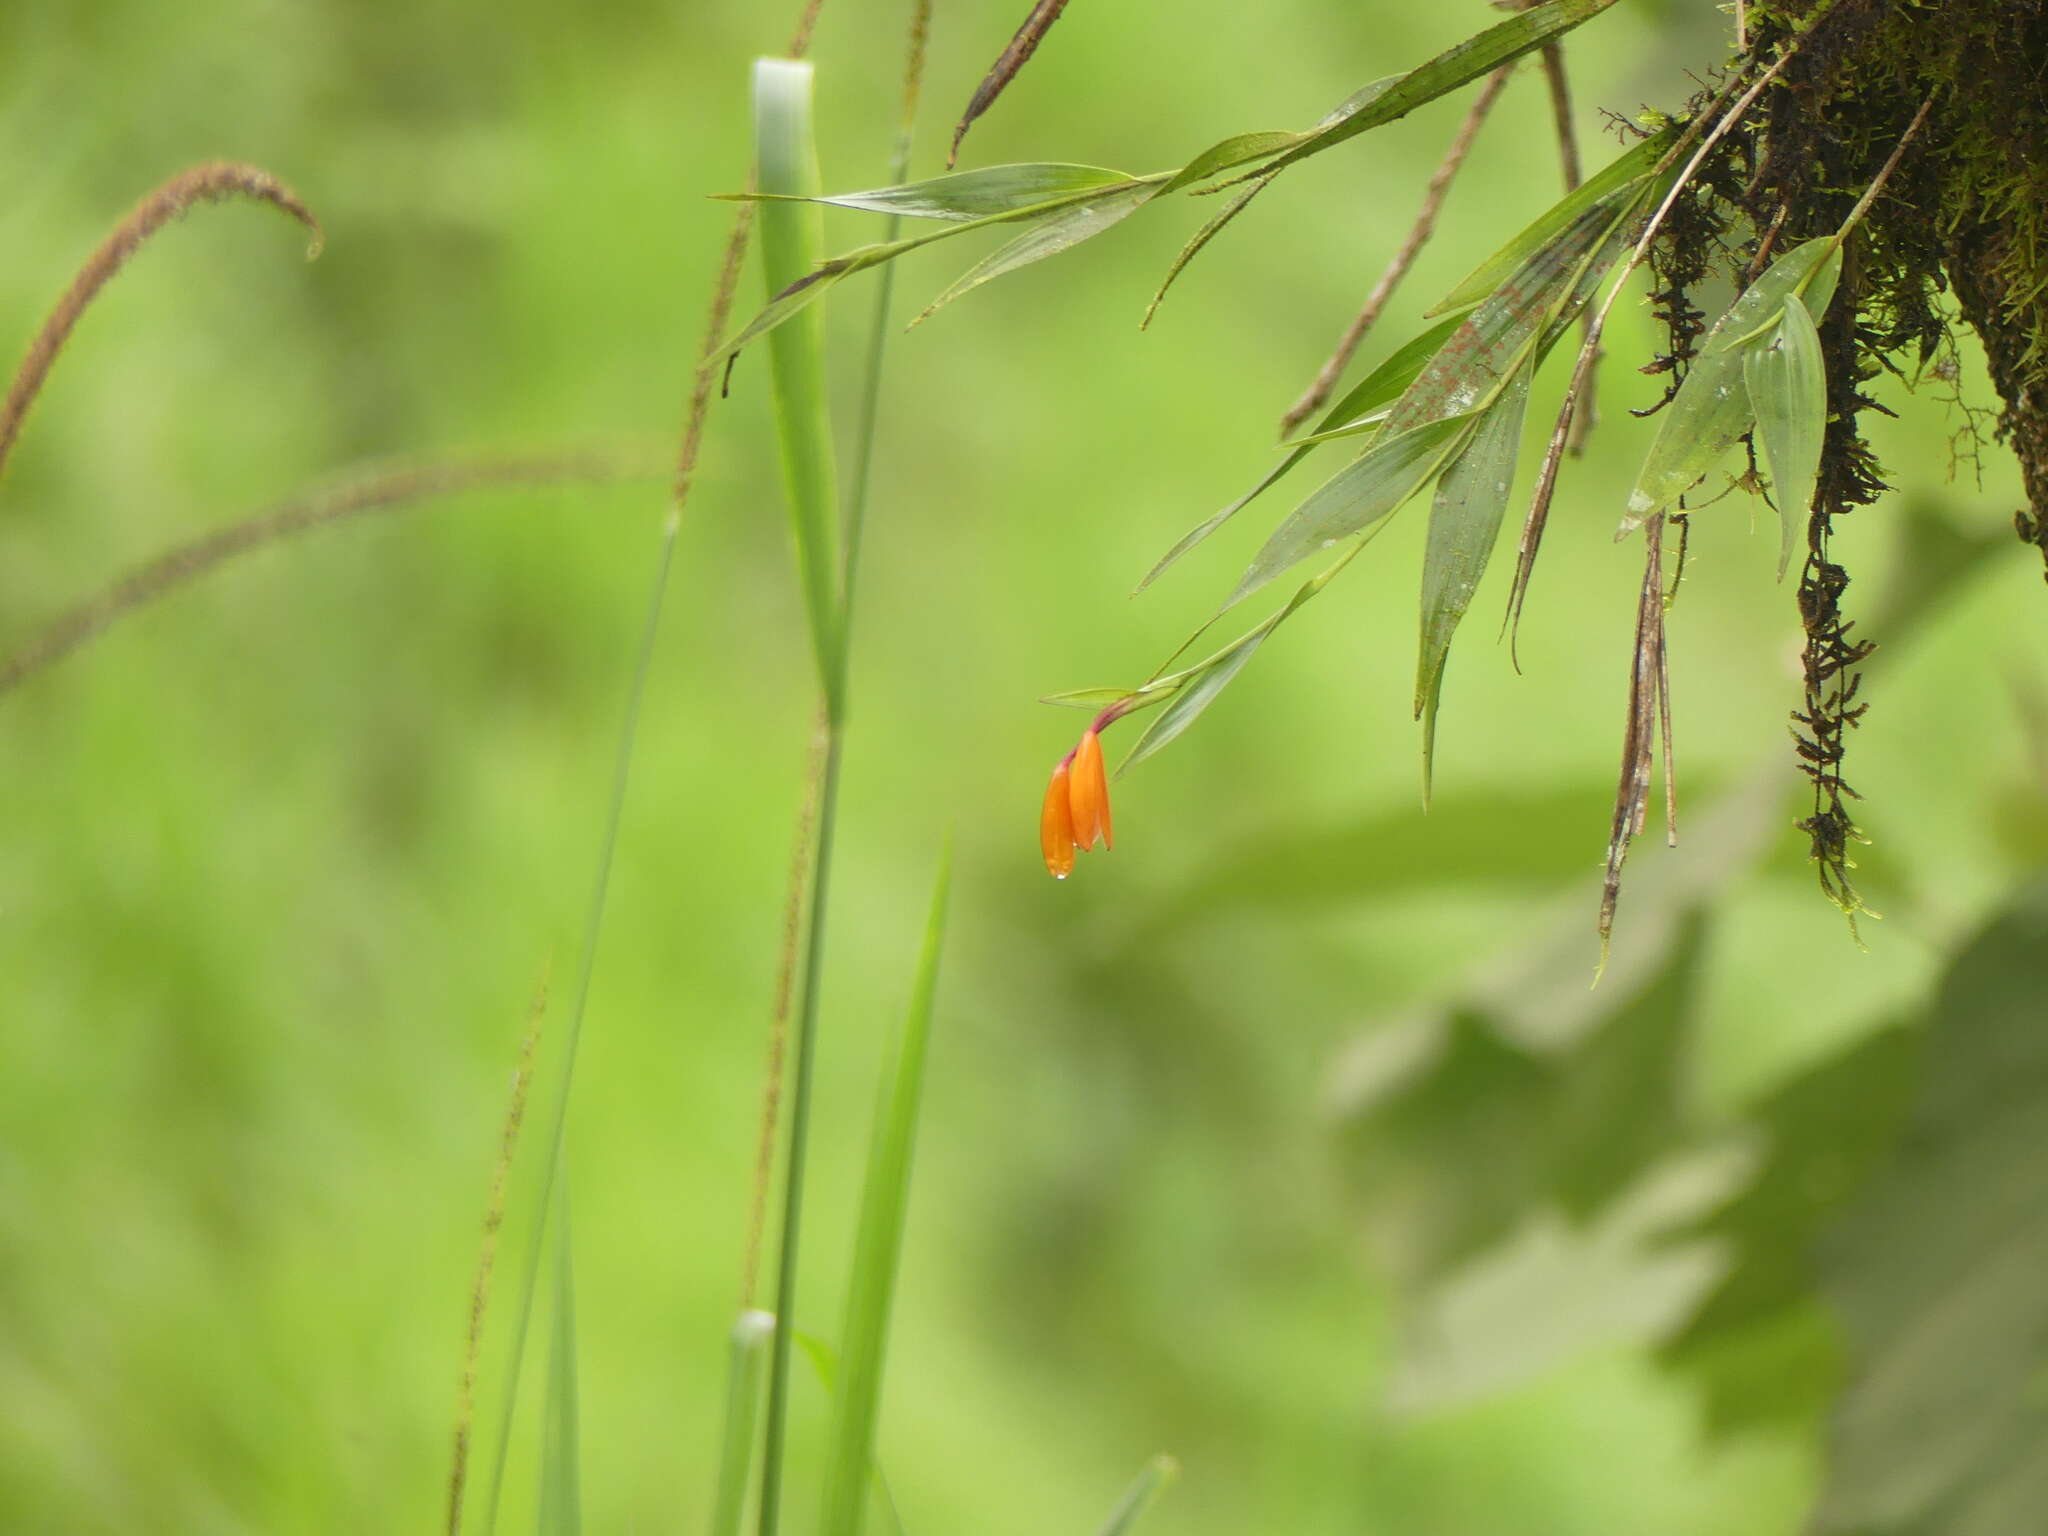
[1068,728,1112,853]
[1041,759,1077,878]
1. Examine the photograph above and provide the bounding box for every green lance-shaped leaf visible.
[1142,170,1276,327]
[537,1178,581,1536]
[1088,1455,1180,1536]
[1222,190,1623,610]
[1217,0,1624,187]
[911,180,1157,325]
[708,1311,775,1536]
[1383,192,1622,440]
[1041,685,1143,711]
[752,162,1140,221]
[1138,311,1470,591]
[1228,413,1475,610]
[1744,297,1828,579]
[1624,237,1843,534]
[713,177,1166,368]
[1123,545,1359,773]
[819,849,952,1536]
[1430,123,1677,316]
[754,58,844,705]
[1417,357,1534,802]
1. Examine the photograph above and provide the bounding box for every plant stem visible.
[757,720,843,1536]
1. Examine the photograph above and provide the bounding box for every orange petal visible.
[1068,729,1111,853]
[1040,761,1076,878]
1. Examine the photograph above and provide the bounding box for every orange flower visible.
[1069,728,1112,853]
[1041,723,1115,878]
[1040,759,1076,879]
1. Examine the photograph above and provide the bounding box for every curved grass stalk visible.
[0,161,321,492]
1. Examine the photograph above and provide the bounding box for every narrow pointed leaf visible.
[1255,0,1624,181]
[708,1311,775,1536]
[1160,77,1398,194]
[1041,686,1141,710]
[1430,124,1676,315]
[754,58,843,698]
[748,162,1139,222]
[1137,312,1470,591]
[912,180,1156,325]
[713,180,1167,368]
[1624,237,1843,532]
[1417,358,1533,801]
[1089,1455,1180,1536]
[537,1180,580,1536]
[1142,172,1275,327]
[820,850,952,1536]
[1124,547,1358,774]
[1230,414,1474,608]
[1743,298,1827,578]
[1383,192,1620,440]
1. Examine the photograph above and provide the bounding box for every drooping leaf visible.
[1228,413,1474,609]
[1122,547,1354,774]
[713,179,1163,367]
[911,180,1157,325]
[1623,237,1843,533]
[1137,311,1469,590]
[1219,187,1632,608]
[1381,191,1623,440]
[1416,357,1534,801]
[1142,170,1277,327]
[1430,122,1677,315]
[752,162,1139,222]
[820,851,952,1536]
[1262,0,1625,177]
[1810,880,2048,1535]
[1088,1456,1179,1536]
[1743,297,1828,578]
[754,58,844,699]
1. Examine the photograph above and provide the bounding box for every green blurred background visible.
[2,1,2043,1531]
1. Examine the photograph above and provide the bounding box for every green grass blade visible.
[741,162,1138,221]
[1088,1455,1179,1536]
[1624,237,1842,533]
[1744,297,1828,579]
[819,848,953,1536]
[909,181,1155,326]
[536,1178,580,1536]
[708,1311,775,1536]
[754,58,845,708]
[1136,311,1468,591]
[1430,124,1676,315]
[1416,357,1534,803]
[479,518,679,1536]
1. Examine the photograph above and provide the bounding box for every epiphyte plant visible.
[718,0,2048,946]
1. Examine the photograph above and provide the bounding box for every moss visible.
[1642,1,2048,919]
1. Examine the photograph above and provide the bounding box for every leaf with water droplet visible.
[1417,357,1534,802]
[1744,298,1828,579]
[1623,238,1842,535]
